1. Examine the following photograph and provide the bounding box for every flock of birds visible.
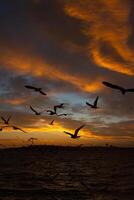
[0,81,134,144]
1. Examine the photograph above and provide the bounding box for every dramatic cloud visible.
[0,0,134,147]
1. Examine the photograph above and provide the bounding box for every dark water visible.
[0,146,134,200]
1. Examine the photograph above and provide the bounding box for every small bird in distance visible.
[25,85,47,95]
[86,96,99,109]
[1,116,11,125]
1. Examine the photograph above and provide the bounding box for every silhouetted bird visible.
[12,126,26,133]
[1,116,11,125]
[25,85,47,95]
[86,96,99,109]
[64,125,85,139]
[30,105,45,115]
[49,119,55,125]
[28,137,38,145]
[102,81,134,95]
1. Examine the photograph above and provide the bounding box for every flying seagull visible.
[28,137,38,145]
[12,126,27,133]
[86,96,99,109]
[1,116,11,125]
[64,125,85,139]
[102,81,134,95]
[25,85,47,95]
[49,119,55,125]
[30,106,45,115]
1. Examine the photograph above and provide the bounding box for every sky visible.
[0,0,134,147]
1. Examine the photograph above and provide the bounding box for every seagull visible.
[25,85,47,95]
[64,125,85,139]
[49,119,55,125]
[86,96,99,109]
[28,137,38,145]
[1,116,11,125]
[30,105,45,115]
[102,81,134,95]
[12,126,27,133]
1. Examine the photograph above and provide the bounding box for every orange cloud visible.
[64,0,134,75]
[0,50,102,92]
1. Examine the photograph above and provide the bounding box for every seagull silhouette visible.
[25,85,47,95]
[49,119,55,125]
[28,137,38,145]
[86,96,99,109]
[1,116,11,125]
[64,125,85,139]
[30,105,45,115]
[12,126,27,133]
[102,81,134,95]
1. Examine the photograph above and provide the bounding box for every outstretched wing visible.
[25,85,36,90]
[7,116,11,123]
[16,126,26,133]
[86,102,92,107]
[1,116,6,123]
[126,88,134,93]
[39,90,47,95]
[50,120,54,125]
[64,131,73,137]
[54,106,58,113]
[57,113,67,116]
[30,106,37,113]
[102,81,124,91]
[94,96,99,107]
[18,128,27,133]
[74,125,85,136]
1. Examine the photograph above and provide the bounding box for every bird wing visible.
[7,116,11,123]
[50,120,54,125]
[57,113,67,116]
[58,103,64,108]
[74,125,85,136]
[64,131,73,136]
[1,116,6,123]
[30,106,37,113]
[86,102,92,107]
[17,127,26,133]
[102,81,124,91]
[25,85,36,90]
[126,88,134,93]
[54,106,57,113]
[94,96,99,107]
[39,90,47,95]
